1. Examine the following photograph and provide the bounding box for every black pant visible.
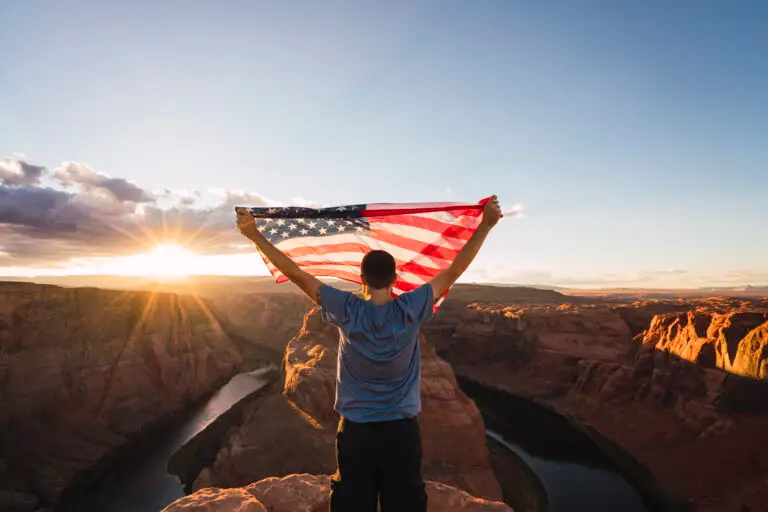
[330,416,428,512]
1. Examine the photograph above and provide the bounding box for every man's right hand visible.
[481,195,502,228]
[429,195,501,299]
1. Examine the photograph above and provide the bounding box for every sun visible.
[66,242,267,278]
[139,244,198,277]
[97,244,200,278]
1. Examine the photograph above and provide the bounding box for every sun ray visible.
[97,291,158,415]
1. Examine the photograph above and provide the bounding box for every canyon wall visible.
[169,307,506,509]
[207,293,310,360]
[423,295,768,511]
[638,306,768,378]
[0,282,245,508]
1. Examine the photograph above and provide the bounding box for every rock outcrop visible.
[174,307,503,503]
[639,310,768,378]
[164,474,511,512]
[424,296,768,511]
[0,283,242,505]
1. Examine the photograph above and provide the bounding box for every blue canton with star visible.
[251,216,371,243]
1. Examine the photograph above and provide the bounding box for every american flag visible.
[235,198,490,304]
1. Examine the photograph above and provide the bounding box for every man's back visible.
[320,283,434,423]
[236,196,502,511]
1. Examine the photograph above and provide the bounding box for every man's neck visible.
[368,287,393,305]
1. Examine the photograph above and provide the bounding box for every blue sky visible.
[1,1,767,287]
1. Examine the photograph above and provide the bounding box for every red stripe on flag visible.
[370,229,459,264]
[370,214,477,241]
[282,242,371,259]
[393,279,420,293]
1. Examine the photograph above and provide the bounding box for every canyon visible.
[0,282,306,510]
[423,291,768,511]
[1,279,766,511]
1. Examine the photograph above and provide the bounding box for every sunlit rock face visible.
[639,309,768,377]
[0,282,241,504]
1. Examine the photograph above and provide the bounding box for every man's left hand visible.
[236,209,260,240]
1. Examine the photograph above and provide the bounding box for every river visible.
[70,368,659,512]
[487,430,649,511]
[73,367,275,512]
[458,376,658,512]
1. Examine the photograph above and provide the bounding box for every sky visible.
[1,1,767,288]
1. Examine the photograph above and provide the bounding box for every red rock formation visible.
[186,307,502,502]
[164,474,512,512]
[425,296,768,511]
[0,283,242,504]
[191,394,336,490]
[639,310,768,377]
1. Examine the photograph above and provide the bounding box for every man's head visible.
[361,250,396,292]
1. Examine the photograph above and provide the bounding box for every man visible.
[236,195,502,512]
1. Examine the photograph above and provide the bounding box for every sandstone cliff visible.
[424,296,768,511]
[638,308,768,378]
[171,307,504,506]
[0,282,242,507]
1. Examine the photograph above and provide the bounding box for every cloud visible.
[54,162,154,203]
[503,203,525,219]
[0,159,46,186]
[721,268,768,284]
[291,196,327,208]
[490,269,661,288]
[642,269,689,276]
[445,188,452,194]
[0,158,277,265]
[483,267,768,289]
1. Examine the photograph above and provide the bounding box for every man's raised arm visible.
[236,209,324,304]
[429,196,502,299]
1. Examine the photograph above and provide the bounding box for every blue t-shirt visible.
[320,283,434,423]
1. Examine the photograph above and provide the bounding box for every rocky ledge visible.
[167,307,507,509]
[164,474,510,512]
[423,294,768,511]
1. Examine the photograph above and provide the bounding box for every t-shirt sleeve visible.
[399,283,434,326]
[319,284,354,327]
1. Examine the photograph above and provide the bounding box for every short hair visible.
[361,250,396,289]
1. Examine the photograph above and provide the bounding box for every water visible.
[487,430,649,512]
[458,377,654,512]
[72,369,654,512]
[77,367,275,512]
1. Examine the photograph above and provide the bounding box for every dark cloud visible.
[0,159,46,186]
[0,158,273,264]
[54,162,154,203]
